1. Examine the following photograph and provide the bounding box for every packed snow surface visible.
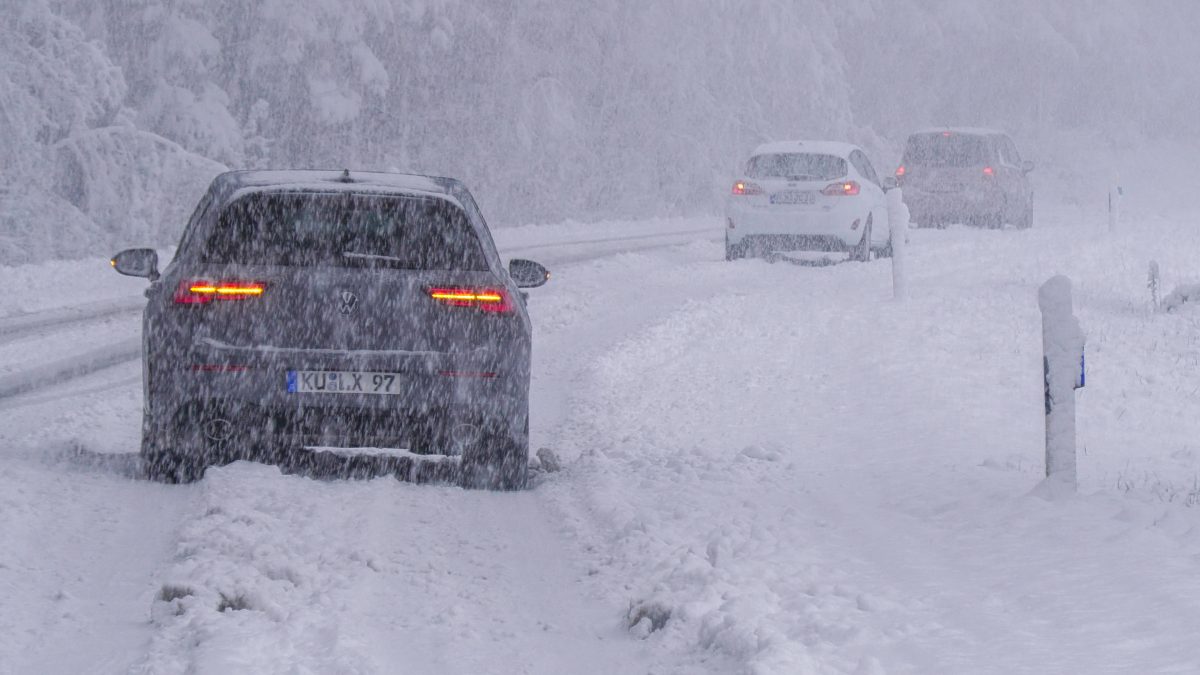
[3,210,1200,673]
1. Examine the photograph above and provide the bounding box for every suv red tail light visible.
[428,287,514,313]
[732,180,764,196]
[982,166,995,177]
[821,180,860,196]
[174,280,265,304]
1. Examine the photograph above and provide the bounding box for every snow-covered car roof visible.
[750,140,860,158]
[214,170,459,202]
[911,126,1008,137]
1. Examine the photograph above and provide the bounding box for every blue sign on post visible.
[1075,348,1085,390]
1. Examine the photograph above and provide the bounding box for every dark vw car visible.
[111,170,549,489]
[895,128,1034,229]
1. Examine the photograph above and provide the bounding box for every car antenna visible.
[338,169,354,183]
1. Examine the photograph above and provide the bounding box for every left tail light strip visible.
[174,280,266,304]
[428,287,513,313]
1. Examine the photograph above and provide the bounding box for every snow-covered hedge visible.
[52,128,225,251]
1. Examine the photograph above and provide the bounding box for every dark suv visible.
[111,170,549,489]
[895,128,1034,229]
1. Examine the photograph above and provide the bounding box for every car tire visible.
[143,404,236,483]
[460,419,529,491]
[1017,203,1033,230]
[853,218,874,262]
[143,447,203,484]
[725,238,745,261]
[142,423,205,484]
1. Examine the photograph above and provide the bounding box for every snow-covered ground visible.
[2,208,1200,674]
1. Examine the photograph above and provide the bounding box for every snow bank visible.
[534,215,1200,673]
[1163,283,1200,312]
[0,253,159,317]
[137,465,377,674]
[493,216,716,252]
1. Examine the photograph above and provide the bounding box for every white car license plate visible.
[287,370,403,395]
[770,190,814,205]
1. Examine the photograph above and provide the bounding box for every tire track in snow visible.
[0,360,195,675]
[134,463,733,674]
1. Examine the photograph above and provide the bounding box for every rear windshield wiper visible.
[339,251,406,263]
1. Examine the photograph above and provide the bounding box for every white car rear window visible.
[746,153,847,181]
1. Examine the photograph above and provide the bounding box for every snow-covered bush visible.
[52,128,226,249]
[0,1,227,263]
[0,1,125,263]
[0,185,99,264]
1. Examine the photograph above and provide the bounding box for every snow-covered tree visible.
[7,0,1200,262]
[0,0,125,262]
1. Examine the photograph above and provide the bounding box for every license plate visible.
[287,370,403,395]
[770,190,814,205]
[930,183,964,193]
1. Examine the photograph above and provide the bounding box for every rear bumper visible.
[903,188,1005,222]
[726,201,865,249]
[147,341,529,452]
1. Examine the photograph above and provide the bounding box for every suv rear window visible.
[903,134,993,167]
[746,153,847,181]
[200,192,487,270]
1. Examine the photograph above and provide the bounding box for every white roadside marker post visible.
[887,187,910,301]
[1148,261,1161,310]
[1038,276,1086,486]
[1108,183,1122,232]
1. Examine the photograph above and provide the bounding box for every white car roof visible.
[912,126,1007,137]
[750,140,860,158]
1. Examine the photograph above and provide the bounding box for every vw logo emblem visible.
[337,290,358,315]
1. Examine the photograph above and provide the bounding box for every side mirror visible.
[509,258,550,289]
[882,176,899,190]
[1021,160,1035,173]
[111,248,159,281]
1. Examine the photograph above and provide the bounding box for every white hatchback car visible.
[725,141,894,261]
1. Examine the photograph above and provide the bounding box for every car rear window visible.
[903,134,992,167]
[746,153,847,181]
[200,192,488,270]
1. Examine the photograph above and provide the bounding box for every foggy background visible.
[3,0,1198,263]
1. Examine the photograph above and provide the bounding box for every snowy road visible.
[3,211,1200,673]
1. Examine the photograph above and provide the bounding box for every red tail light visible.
[732,181,764,196]
[174,279,265,304]
[821,181,860,196]
[895,165,906,177]
[982,166,995,177]
[428,287,513,313]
